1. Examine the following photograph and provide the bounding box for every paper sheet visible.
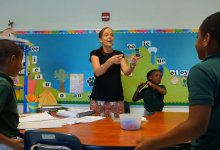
[18,113,105,129]
[18,120,63,129]
[19,113,56,123]
[56,109,95,118]
[59,116,105,124]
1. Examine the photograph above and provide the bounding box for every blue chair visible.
[24,130,83,150]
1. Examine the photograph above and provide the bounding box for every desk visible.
[21,112,188,149]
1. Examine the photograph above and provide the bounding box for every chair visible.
[24,130,83,150]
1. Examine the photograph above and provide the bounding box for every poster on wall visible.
[16,29,199,106]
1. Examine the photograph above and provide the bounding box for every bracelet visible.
[130,63,136,68]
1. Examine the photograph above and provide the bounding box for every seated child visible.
[0,39,24,150]
[132,69,167,115]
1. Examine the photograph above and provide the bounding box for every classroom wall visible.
[1,0,219,112]
[0,0,220,31]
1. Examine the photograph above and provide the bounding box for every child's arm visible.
[132,82,146,102]
[147,81,167,95]
[0,134,23,150]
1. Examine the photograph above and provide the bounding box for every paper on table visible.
[77,116,105,123]
[19,113,56,123]
[56,110,78,118]
[18,113,105,129]
[56,109,95,118]
[141,117,148,122]
[58,118,81,125]
[18,120,63,129]
[59,116,105,124]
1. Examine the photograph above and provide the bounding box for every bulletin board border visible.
[16,29,198,35]
[17,100,188,106]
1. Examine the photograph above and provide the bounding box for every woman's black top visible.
[89,47,124,101]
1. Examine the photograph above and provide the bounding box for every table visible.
[21,112,189,149]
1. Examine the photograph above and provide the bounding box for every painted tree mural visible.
[54,69,68,92]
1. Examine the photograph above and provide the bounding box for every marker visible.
[135,48,141,57]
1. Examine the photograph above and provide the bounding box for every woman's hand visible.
[130,55,142,67]
[108,54,123,65]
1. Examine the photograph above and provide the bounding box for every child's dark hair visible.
[200,11,220,48]
[98,27,112,38]
[146,69,163,81]
[0,39,23,65]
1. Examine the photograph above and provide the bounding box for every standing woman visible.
[90,27,140,118]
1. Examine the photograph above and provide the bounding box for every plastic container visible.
[28,102,39,113]
[119,113,142,130]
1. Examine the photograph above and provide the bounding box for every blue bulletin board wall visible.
[16,29,199,106]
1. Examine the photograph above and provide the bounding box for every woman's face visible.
[99,28,114,48]
[195,29,206,60]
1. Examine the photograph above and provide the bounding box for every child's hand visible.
[146,81,153,87]
[7,138,23,150]
[147,81,155,87]
[137,82,146,89]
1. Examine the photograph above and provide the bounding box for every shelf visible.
[14,86,24,90]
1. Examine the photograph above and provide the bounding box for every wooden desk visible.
[21,112,188,148]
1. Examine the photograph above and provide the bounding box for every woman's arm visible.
[91,54,123,77]
[120,55,141,76]
[91,55,112,77]
[120,58,135,76]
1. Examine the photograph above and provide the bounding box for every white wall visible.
[1,0,220,31]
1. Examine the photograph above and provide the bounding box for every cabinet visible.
[0,36,29,113]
